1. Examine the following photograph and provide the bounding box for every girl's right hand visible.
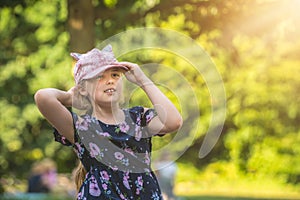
[116,61,151,87]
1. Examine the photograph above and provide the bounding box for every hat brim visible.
[82,64,129,81]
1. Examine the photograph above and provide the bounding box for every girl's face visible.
[87,68,124,107]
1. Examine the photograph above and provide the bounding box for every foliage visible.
[0,0,74,181]
[223,37,300,181]
[1,0,300,195]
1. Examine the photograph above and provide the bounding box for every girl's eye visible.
[96,75,104,79]
[112,73,121,78]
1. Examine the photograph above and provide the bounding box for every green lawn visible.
[174,162,300,200]
[179,196,300,200]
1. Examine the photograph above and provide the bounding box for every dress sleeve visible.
[141,108,158,127]
[52,111,78,146]
[53,129,73,146]
[142,108,165,137]
[129,106,157,127]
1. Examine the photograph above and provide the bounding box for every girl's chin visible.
[96,98,121,105]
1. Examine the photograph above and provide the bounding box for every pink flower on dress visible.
[135,126,142,141]
[111,165,118,171]
[89,175,101,196]
[137,176,143,185]
[124,148,136,157]
[77,191,83,199]
[61,136,67,144]
[135,176,143,195]
[89,142,100,158]
[120,193,126,200]
[136,115,141,125]
[96,131,110,137]
[77,187,86,200]
[74,143,84,157]
[146,111,155,123]
[76,116,91,131]
[119,122,130,133]
[75,143,82,151]
[114,152,124,160]
[144,151,150,166]
[102,183,108,190]
[123,172,130,189]
[100,170,109,181]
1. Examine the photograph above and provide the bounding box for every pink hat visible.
[71,44,128,84]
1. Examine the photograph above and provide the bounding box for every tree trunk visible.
[67,0,95,53]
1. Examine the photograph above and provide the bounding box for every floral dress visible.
[53,106,163,200]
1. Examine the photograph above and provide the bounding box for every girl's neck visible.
[93,105,124,124]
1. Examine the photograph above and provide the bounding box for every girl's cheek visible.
[117,81,123,91]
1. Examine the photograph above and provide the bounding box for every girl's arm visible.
[34,88,75,143]
[119,62,183,135]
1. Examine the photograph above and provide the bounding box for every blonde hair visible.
[72,82,91,192]
[73,161,87,192]
[73,81,93,115]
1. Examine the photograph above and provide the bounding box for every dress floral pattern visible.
[53,106,163,200]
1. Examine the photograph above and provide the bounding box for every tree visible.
[1,0,300,193]
[68,0,95,52]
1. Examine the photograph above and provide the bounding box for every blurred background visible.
[0,0,300,199]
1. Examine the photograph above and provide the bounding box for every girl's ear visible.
[77,82,88,96]
[79,87,88,96]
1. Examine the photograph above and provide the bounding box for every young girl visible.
[34,45,182,200]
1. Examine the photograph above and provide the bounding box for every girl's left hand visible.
[116,61,150,87]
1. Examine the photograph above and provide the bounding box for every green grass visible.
[179,196,300,200]
[174,162,300,200]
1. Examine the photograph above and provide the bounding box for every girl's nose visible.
[106,77,114,85]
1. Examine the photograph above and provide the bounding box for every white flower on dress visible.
[151,191,160,200]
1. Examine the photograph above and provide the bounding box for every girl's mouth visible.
[104,88,116,94]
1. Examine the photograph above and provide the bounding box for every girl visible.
[34,45,182,200]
